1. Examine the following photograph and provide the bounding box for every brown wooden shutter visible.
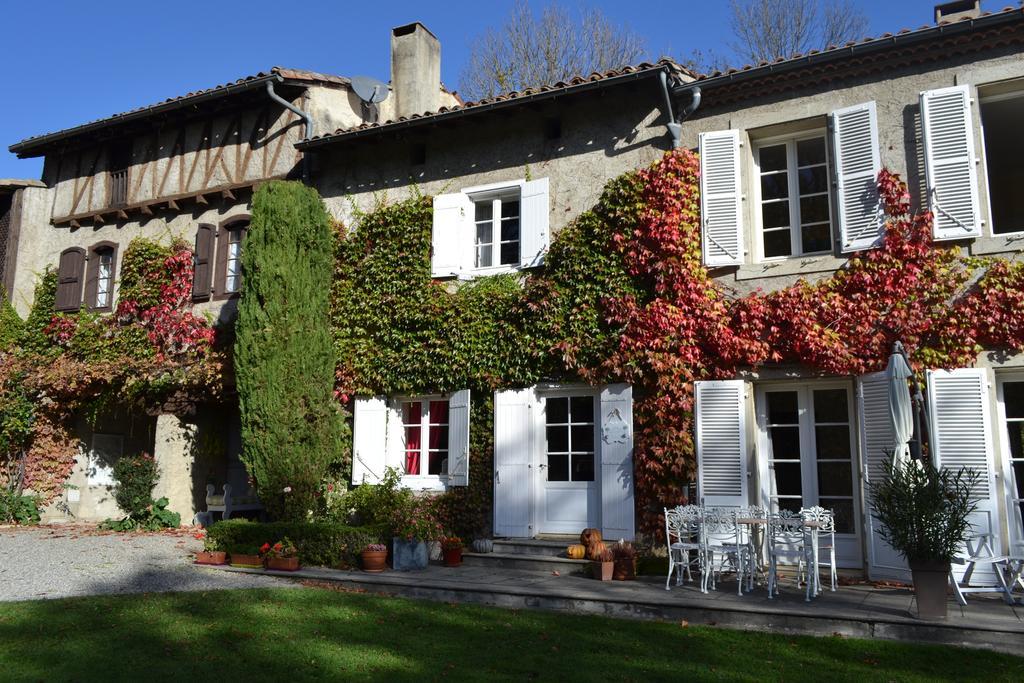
[192,225,214,300]
[55,248,86,312]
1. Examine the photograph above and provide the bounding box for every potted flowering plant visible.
[440,536,463,567]
[612,540,637,580]
[193,530,227,565]
[228,544,263,569]
[592,547,614,581]
[390,497,443,571]
[260,538,300,571]
[361,543,388,572]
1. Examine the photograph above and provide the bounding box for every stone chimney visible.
[390,22,441,119]
[934,0,981,23]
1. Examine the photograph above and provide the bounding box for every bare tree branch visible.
[727,0,869,65]
[458,1,648,102]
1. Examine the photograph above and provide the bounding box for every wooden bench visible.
[195,484,265,526]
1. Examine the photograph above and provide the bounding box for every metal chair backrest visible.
[799,506,836,533]
[768,509,807,548]
[664,505,702,546]
[701,507,740,548]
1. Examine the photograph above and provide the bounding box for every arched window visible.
[214,218,248,299]
[85,242,118,311]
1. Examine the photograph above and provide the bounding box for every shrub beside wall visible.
[207,519,384,568]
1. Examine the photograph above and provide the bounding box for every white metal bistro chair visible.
[949,534,1016,605]
[664,505,703,590]
[735,505,768,591]
[800,506,838,595]
[766,509,812,601]
[700,507,751,595]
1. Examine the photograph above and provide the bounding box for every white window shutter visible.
[447,389,471,486]
[493,388,536,537]
[857,372,910,582]
[431,192,472,277]
[352,396,389,485]
[927,368,1000,582]
[831,101,883,252]
[699,130,744,267]
[695,380,749,507]
[599,383,635,541]
[519,178,550,268]
[920,85,982,240]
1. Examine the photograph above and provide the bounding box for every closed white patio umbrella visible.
[886,342,915,468]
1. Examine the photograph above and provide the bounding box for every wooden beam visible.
[140,204,153,216]
[221,188,235,201]
[70,219,81,229]
[195,193,208,205]
[167,199,179,211]
[92,213,105,226]
[117,209,129,220]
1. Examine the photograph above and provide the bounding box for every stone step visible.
[462,551,592,574]
[491,538,577,558]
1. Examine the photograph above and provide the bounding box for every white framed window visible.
[998,375,1024,550]
[753,134,834,260]
[979,88,1024,236]
[400,396,450,482]
[95,249,113,308]
[473,191,520,269]
[543,394,596,482]
[224,228,244,294]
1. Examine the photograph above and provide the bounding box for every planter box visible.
[229,553,262,569]
[361,549,388,573]
[443,547,463,567]
[592,560,614,581]
[392,538,429,571]
[266,556,300,572]
[195,550,227,566]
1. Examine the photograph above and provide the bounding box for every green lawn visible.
[0,586,1019,682]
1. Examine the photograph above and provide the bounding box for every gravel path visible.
[0,526,297,602]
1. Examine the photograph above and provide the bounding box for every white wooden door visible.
[537,391,598,534]
[493,388,536,538]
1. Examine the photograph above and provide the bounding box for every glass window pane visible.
[798,166,829,194]
[773,463,803,496]
[570,396,594,423]
[817,462,853,496]
[763,229,792,257]
[767,391,799,424]
[430,425,449,451]
[500,241,519,265]
[1005,382,1024,419]
[801,223,831,254]
[776,498,802,515]
[501,199,519,218]
[571,425,594,453]
[476,222,493,246]
[797,138,826,166]
[500,217,520,242]
[760,173,789,201]
[428,401,449,424]
[547,425,569,453]
[761,201,790,229]
[428,451,447,476]
[815,425,852,459]
[572,453,595,482]
[476,245,493,268]
[800,195,831,224]
[813,389,849,423]
[475,201,492,222]
[759,144,787,172]
[548,453,569,481]
[1008,422,1023,463]
[768,426,801,460]
[547,397,568,424]
[818,498,854,533]
[1012,460,1024,499]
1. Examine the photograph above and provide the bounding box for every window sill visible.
[735,254,846,281]
[450,266,522,280]
[971,234,1024,256]
[400,475,448,492]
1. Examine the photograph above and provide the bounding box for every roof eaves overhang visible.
[297,65,675,151]
[9,73,290,158]
[672,8,1024,97]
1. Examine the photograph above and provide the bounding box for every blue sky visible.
[0,0,946,178]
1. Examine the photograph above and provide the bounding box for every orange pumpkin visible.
[580,528,603,548]
[586,540,609,561]
[566,544,586,560]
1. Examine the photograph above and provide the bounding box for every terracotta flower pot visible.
[443,547,463,567]
[229,553,262,568]
[195,550,227,565]
[612,557,636,581]
[593,560,614,581]
[910,559,951,620]
[362,549,388,572]
[266,556,300,572]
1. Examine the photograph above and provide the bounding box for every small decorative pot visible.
[195,550,227,565]
[612,557,636,581]
[910,559,951,620]
[443,547,463,567]
[361,549,388,572]
[229,553,262,569]
[593,560,614,582]
[266,556,300,572]
[392,537,429,571]
[471,538,493,554]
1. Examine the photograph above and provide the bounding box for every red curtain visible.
[404,402,421,475]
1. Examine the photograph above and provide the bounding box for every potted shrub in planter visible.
[228,544,263,569]
[592,547,614,581]
[390,498,442,571]
[260,538,300,571]
[869,458,979,620]
[361,543,388,572]
[441,536,463,567]
[612,540,637,581]
[194,531,227,565]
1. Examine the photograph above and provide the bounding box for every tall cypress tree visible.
[234,181,346,520]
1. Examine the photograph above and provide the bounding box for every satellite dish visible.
[350,76,390,104]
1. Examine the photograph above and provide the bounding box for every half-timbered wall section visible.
[46,101,305,226]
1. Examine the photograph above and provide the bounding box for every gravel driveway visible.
[0,526,295,602]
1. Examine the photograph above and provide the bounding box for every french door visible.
[999,375,1024,554]
[756,383,863,568]
[536,392,599,535]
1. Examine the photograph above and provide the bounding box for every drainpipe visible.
[266,79,315,182]
[659,70,701,148]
